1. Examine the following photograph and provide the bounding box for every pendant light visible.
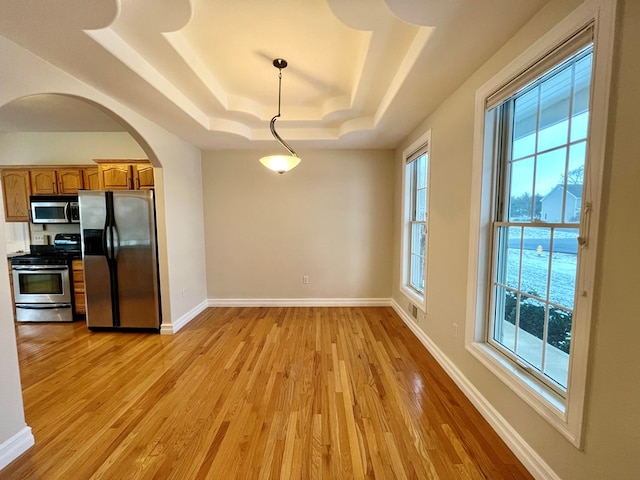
[259,58,301,174]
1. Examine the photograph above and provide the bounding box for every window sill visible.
[400,286,425,313]
[466,341,582,446]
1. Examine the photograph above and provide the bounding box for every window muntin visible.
[488,46,593,395]
[406,151,428,296]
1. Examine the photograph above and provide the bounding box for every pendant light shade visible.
[259,155,301,174]
[260,58,301,174]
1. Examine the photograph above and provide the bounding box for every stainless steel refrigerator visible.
[78,190,161,330]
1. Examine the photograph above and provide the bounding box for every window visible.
[489,42,593,395]
[401,133,430,306]
[466,0,615,447]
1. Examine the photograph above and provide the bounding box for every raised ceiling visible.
[0,0,549,150]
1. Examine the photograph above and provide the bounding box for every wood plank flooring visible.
[1,307,533,479]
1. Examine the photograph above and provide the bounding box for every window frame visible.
[465,0,615,448]
[400,131,431,310]
[487,45,593,397]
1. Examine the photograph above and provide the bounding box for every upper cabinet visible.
[83,168,100,191]
[1,166,102,223]
[96,160,153,190]
[1,169,31,222]
[0,163,140,223]
[98,163,132,190]
[134,164,155,190]
[30,169,58,195]
[30,168,84,195]
[57,169,84,194]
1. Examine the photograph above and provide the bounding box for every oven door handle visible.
[12,265,69,271]
[16,304,71,310]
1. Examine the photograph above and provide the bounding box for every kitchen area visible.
[3,161,161,331]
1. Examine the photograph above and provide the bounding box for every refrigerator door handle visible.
[104,226,112,260]
[112,226,120,259]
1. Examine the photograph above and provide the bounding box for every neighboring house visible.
[540,183,582,222]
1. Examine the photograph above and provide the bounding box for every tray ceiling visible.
[0,0,549,150]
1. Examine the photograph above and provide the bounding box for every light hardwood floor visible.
[1,307,533,479]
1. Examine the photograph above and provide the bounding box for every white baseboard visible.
[160,300,208,335]
[390,300,560,480]
[208,298,392,307]
[0,426,34,471]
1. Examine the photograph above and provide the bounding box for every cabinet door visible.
[99,164,132,190]
[71,259,86,315]
[1,170,31,222]
[82,168,100,190]
[133,164,154,190]
[57,169,83,194]
[30,169,58,195]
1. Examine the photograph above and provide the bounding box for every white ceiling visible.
[0,0,549,151]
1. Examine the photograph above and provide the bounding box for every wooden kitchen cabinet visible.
[98,163,134,190]
[56,168,83,194]
[30,168,84,195]
[1,169,31,222]
[134,164,155,190]
[71,259,86,316]
[30,169,58,195]
[82,168,100,190]
[96,160,153,190]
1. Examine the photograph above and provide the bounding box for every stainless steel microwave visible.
[30,196,80,224]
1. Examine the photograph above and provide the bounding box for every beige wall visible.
[0,132,144,163]
[202,149,394,300]
[0,218,28,447]
[392,0,639,478]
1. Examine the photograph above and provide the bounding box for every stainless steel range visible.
[11,234,81,322]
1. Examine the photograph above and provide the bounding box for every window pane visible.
[416,154,427,190]
[509,158,534,221]
[537,68,572,152]
[513,87,539,160]
[493,286,516,353]
[564,143,585,223]
[549,230,578,309]
[410,222,425,293]
[570,111,589,143]
[502,226,522,290]
[416,187,427,222]
[410,253,424,292]
[411,223,425,256]
[516,295,545,369]
[545,307,571,387]
[520,227,550,299]
[571,54,593,142]
[536,148,568,222]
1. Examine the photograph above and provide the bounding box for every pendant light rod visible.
[269,58,298,158]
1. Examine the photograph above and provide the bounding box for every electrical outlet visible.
[32,233,45,245]
[453,323,458,339]
[302,275,309,284]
